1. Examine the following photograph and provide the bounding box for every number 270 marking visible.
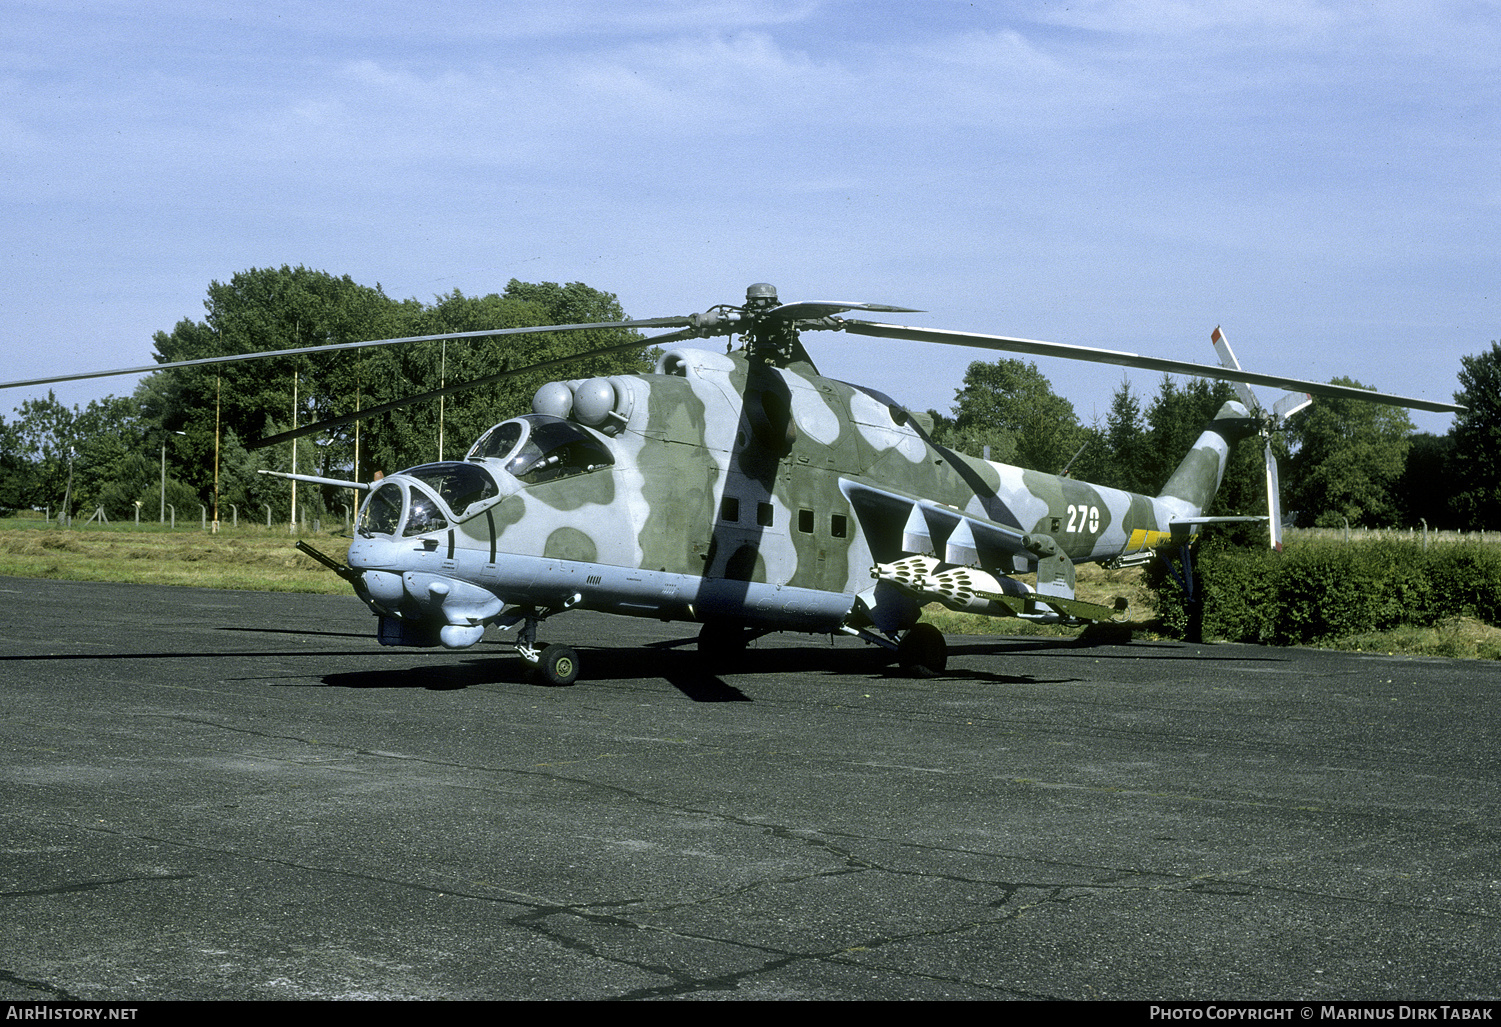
[1066,504,1100,533]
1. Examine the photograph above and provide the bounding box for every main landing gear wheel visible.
[537,644,579,687]
[897,623,947,678]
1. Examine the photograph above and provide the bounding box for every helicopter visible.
[2,283,1463,683]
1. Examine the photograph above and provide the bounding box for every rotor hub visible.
[745,283,779,309]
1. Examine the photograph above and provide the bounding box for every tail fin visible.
[1156,400,1257,516]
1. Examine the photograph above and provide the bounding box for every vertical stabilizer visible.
[1156,400,1257,517]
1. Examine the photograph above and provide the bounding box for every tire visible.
[537,644,580,686]
[897,623,947,678]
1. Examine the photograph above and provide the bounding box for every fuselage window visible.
[797,509,814,534]
[720,496,740,522]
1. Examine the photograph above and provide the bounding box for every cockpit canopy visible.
[357,461,499,538]
[357,416,615,538]
[467,414,614,485]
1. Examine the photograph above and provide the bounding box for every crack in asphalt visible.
[0,968,83,1000]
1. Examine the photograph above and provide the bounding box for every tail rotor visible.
[1211,327,1311,551]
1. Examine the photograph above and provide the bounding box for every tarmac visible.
[1,576,1498,1001]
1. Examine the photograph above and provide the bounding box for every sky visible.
[3,0,1495,439]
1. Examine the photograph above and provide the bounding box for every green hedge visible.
[1146,541,1501,645]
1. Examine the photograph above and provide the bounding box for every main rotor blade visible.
[840,320,1464,414]
[769,301,923,321]
[249,330,695,450]
[0,316,693,392]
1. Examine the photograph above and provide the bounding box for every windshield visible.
[403,489,448,536]
[402,462,500,517]
[468,420,525,461]
[359,482,404,535]
[504,416,614,485]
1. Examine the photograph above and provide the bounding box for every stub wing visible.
[838,478,1031,569]
[839,478,1125,624]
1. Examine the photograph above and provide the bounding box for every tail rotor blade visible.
[1272,391,1313,423]
[1211,326,1261,413]
[1265,441,1284,552]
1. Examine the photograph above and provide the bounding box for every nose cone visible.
[344,536,406,613]
[347,534,406,572]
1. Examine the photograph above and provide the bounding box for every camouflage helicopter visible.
[3,284,1461,683]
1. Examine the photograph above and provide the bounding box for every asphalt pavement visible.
[1,576,1498,1001]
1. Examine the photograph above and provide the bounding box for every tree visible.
[931,358,1085,472]
[1397,432,1457,530]
[1284,377,1414,527]
[10,391,76,512]
[1447,341,1501,529]
[142,269,656,506]
[145,266,406,515]
[3,392,148,519]
[354,280,654,478]
[0,413,27,513]
[1075,377,1153,493]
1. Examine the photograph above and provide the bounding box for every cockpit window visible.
[504,416,614,485]
[468,420,525,462]
[402,462,500,517]
[359,482,404,535]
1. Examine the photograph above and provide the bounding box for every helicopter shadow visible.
[318,638,898,701]
[314,642,749,699]
[316,632,1286,699]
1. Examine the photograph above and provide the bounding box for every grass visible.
[4,517,1496,658]
[0,518,353,593]
[921,563,1158,640]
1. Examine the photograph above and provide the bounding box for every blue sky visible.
[4,0,1494,437]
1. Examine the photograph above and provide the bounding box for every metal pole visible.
[212,375,221,533]
[61,447,75,527]
[289,372,298,536]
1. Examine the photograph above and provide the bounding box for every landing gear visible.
[1157,544,1204,644]
[513,609,581,686]
[535,644,580,687]
[897,623,947,678]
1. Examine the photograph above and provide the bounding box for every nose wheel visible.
[533,644,579,686]
[514,612,581,686]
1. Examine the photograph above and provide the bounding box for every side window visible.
[405,462,499,517]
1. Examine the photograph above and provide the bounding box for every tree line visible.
[927,344,1500,533]
[0,267,654,523]
[1,264,1496,533]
